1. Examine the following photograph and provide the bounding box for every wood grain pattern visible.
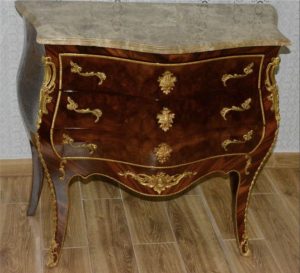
[201,176,263,239]
[81,179,121,200]
[1,153,297,177]
[41,181,87,248]
[0,176,32,203]
[224,240,283,273]
[0,163,299,272]
[17,25,285,264]
[0,159,32,177]
[134,243,186,273]
[43,248,92,273]
[83,199,138,273]
[250,195,299,273]
[167,195,231,273]
[122,192,175,244]
[267,168,299,221]
[265,152,300,168]
[0,204,43,273]
[252,169,276,194]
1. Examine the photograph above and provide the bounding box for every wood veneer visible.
[16,17,286,267]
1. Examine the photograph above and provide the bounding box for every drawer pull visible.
[222,130,254,151]
[157,107,175,132]
[62,133,97,155]
[158,71,177,95]
[118,171,197,194]
[265,57,280,123]
[154,143,172,164]
[220,98,252,120]
[70,61,106,85]
[222,63,254,87]
[66,97,102,123]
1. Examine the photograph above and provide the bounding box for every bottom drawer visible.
[51,126,262,168]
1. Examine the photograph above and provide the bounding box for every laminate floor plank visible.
[0,176,32,203]
[134,243,186,273]
[122,191,175,244]
[167,195,231,273]
[224,240,282,273]
[0,159,32,177]
[201,177,263,239]
[268,168,299,221]
[250,195,299,273]
[41,181,88,248]
[252,170,276,194]
[83,199,138,273]
[185,182,202,195]
[0,157,299,272]
[270,153,300,168]
[81,179,121,200]
[44,248,91,273]
[0,204,43,273]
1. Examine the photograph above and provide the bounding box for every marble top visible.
[15,1,290,54]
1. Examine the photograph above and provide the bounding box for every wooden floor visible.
[0,154,299,273]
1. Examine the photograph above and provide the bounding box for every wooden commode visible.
[15,1,290,267]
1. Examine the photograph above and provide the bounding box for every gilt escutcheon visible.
[157,107,175,132]
[154,143,172,164]
[158,71,177,95]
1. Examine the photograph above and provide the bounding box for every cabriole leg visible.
[46,171,70,268]
[27,142,44,216]
[230,170,254,256]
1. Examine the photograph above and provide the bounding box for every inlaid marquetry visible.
[15,1,289,267]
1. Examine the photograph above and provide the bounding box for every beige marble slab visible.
[15,1,290,54]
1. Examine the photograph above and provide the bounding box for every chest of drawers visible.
[15,1,289,267]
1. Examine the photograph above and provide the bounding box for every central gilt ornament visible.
[157,107,175,132]
[158,71,177,95]
[154,143,172,164]
[118,171,197,194]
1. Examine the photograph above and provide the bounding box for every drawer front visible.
[51,124,262,167]
[59,53,263,99]
[51,94,263,166]
[50,53,265,167]
[54,89,262,131]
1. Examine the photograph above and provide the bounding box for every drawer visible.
[51,125,263,167]
[53,88,263,132]
[51,52,265,166]
[59,53,263,99]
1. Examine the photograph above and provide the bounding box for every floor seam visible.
[164,202,190,273]
[198,186,236,273]
[120,189,142,273]
[79,183,94,273]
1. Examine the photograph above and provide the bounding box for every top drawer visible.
[59,53,263,99]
